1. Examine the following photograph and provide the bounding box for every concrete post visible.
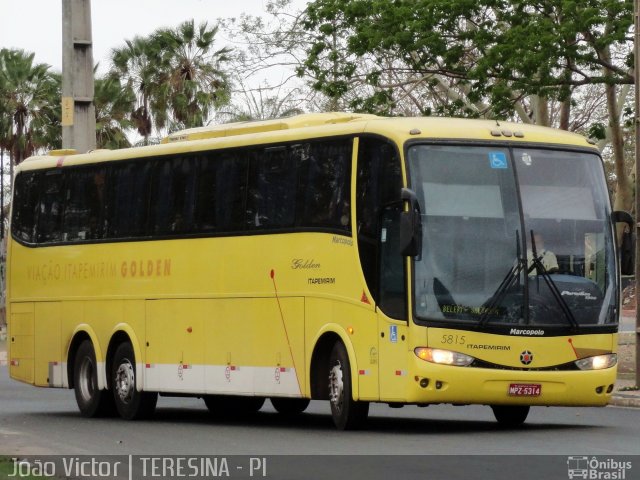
[62,0,96,152]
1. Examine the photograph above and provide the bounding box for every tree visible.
[0,48,61,167]
[110,20,232,142]
[152,20,231,131]
[300,0,635,211]
[110,37,159,145]
[94,75,135,149]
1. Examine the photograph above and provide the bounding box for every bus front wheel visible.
[111,342,157,420]
[491,405,530,426]
[73,340,115,417]
[328,341,369,430]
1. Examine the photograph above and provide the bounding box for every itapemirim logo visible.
[567,456,632,479]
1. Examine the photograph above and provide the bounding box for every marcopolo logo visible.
[567,456,632,479]
[510,328,545,336]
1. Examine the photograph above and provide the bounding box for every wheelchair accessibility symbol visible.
[489,152,508,169]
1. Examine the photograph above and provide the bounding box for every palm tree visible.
[0,48,61,167]
[94,75,135,149]
[153,20,231,130]
[110,37,160,145]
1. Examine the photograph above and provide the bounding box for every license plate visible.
[508,383,541,397]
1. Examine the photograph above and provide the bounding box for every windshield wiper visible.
[528,230,580,332]
[479,231,526,327]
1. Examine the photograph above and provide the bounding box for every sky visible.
[0,0,307,75]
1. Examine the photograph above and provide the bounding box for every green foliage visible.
[0,48,61,164]
[94,76,135,149]
[588,122,607,140]
[109,20,231,141]
[300,0,634,118]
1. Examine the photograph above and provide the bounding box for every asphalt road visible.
[1,365,639,479]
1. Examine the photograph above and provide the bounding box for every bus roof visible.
[19,113,597,172]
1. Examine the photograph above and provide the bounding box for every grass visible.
[618,385,640,391]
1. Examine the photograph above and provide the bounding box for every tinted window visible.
[36,171,64,243]
[13,137,357,246]
[193,154,218,232]
[107,161,152,238]
[11,172,39,243]
[295,140,352,231]
[62,168,107,241]
[216,151,248,232]
[356,137,403,310]
[150,157,196,235]
[247,147,296,229]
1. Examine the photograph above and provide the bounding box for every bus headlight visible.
[414,347,474,367]
[574,354,617,370]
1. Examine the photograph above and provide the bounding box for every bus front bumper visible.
[406,359,617,407]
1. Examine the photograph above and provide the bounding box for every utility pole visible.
[62,0,96,152]
[634,0,640,386]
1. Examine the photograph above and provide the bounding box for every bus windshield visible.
[408,144,616,332]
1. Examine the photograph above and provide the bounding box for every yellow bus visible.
[7,112,631,429]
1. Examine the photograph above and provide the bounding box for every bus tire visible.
[73,340,115,417]
[491,405,530,426]
[204,395,265,416]
[270,397,310,415]
[328,341,369,430]
[111,342,157,420]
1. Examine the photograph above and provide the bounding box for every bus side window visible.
[150,156,196,235]
[36,171,64,244]
[247,146,296,229]
[215,152,248,233]
[194,154,218,232]
[296,139,352,231]
[62,167,107,241]
[11,172,40,244]
[107,161,152,238]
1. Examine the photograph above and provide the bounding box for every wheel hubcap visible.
[329,361,344,413]
[115,360,135,404]
[78,357,95,402]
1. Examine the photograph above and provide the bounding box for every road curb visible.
[609,393,640,408]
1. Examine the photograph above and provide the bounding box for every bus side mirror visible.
[400,188,422,257]
[613,210,634,275]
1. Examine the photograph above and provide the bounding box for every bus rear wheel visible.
[111,342,157,420]
[73,340,115,417]
[328,341,369,430]
[270,397,310,415]
[204,395,265,416]
[491,405,530,426]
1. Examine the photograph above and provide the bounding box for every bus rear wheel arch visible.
[72,339,115,417]
[111,341,158,420]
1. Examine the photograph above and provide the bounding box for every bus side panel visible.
[8,303,35,384]
[34,302,61,387]
[145,299,205,393]
[251,297,305,398]
[144,298,305,397]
